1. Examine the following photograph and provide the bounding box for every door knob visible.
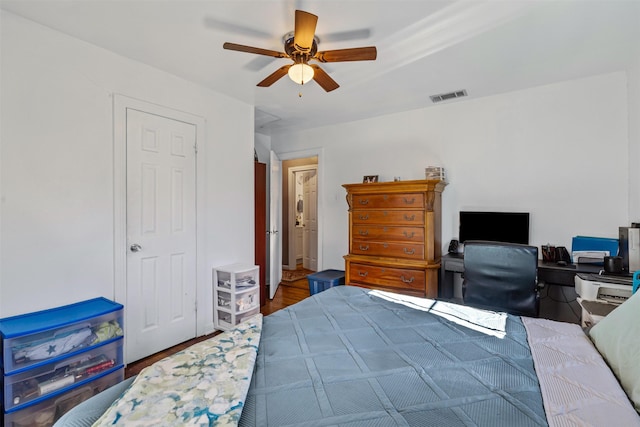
[130,243,142,252]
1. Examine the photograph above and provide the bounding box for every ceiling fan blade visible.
[314,47,377,63]
[257,65,291,87]
[310,65,339,92]
[294,10,318,52]
[223,42,288,59]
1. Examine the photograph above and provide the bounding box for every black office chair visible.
[462,240,540,317]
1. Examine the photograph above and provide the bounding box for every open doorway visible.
[281,157,318,277]
[287,166,318,271]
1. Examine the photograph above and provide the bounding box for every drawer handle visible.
[358,271,368,277]
[403,197,416,204]
[359,199,369,205]
[359,230,369,236]
[404,214,416,221]
[359,245,370,251]
[403,248,415,255]
[403,231,415,238]
[359,214,369,220]
[400,275,415,284]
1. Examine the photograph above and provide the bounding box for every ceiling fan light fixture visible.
[288,63,314,85]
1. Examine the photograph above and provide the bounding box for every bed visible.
[54,285,640,426]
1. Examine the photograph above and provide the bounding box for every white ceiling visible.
[2,0,639,135]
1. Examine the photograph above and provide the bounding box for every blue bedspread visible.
[239,286,547,426]
[53,286,549,427]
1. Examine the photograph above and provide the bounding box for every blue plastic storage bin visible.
[307,270,345,295]
[0,298,123,374]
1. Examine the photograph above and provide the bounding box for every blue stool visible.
[307,269,345,295]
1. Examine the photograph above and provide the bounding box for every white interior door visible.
[126,108,197,363]
[269,150,282,299]
[302,170,318,271]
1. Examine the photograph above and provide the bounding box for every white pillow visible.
[589,290,640,412]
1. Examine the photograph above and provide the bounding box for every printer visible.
[575,272,633,327]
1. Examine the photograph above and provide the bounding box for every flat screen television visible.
[459,211,530,245]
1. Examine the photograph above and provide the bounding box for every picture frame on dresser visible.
[362,175,378,183]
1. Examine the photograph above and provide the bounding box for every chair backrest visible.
[462,240,539,317]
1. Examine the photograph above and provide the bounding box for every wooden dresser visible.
[343,180,446,298]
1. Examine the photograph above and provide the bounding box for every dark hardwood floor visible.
[125,277,310,378]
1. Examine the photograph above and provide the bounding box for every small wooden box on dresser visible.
[343,179,446,298]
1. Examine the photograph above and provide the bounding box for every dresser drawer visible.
[353,225,424,242]
[352,241,425,260]
[352,193,424,209]
[349,263,426,292]
[352,210,424,225]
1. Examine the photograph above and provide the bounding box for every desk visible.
[439,253,603,299]
[439,253,604,324]
[439,253,464,299]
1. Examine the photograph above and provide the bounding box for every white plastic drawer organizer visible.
[0,298,124,427]
[213,264,260,331]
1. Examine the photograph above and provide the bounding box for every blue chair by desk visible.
[633,271,640,294]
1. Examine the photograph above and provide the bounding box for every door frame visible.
[113,95,210,343]
[275,148,324,273]
[286,165,318,270]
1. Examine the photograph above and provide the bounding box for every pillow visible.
[589,290,640,412]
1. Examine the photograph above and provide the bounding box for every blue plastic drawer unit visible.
[4,368,124,427]
[0,297,123,374]
[4,339,124,411]
[0,297,124,427]
[307,269,345,295]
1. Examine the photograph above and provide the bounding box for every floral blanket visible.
[92,314,262,427]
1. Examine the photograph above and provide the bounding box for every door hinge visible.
[194,144,198,154]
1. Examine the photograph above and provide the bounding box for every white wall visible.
[271,72,631,269]
[0,11,255,327]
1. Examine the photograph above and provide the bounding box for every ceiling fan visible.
[223,10,377,92]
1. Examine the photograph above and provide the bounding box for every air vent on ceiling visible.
[430,89,468,103]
